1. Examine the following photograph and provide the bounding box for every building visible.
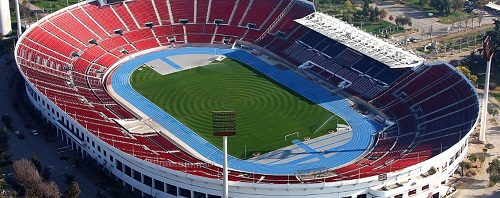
[14,0,479,197]
[0,0,12,36]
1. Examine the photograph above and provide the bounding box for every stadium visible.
[14,0,479,197]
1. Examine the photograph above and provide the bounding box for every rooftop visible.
[485,2,500,12]
[295,12,425,68]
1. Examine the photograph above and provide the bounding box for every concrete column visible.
[479,59,492,143]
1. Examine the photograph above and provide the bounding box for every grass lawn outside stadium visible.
[130,58,347,159]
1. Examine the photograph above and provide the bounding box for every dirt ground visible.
[401,24,494,49]
[451,95,500,197]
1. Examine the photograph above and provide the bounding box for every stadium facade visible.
[0,0,12,36]
[14,0,479,197]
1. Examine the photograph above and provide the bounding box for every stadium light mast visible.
[480,36,494,143]
[15,0,22,38]
[212,111,236,198]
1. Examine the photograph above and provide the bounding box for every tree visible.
[36,181,60,198]
[395,16,412,27]
[478,12,485,27]
[42,165,51,181]
[458,16,464,32]
[0,151,12,163]
[456,66,478,84]
[419,0,430,7]
[405,16,413,27]
[468,153,478,162]
[380,9,387,19]
[451,0,465,13]
[369,9,377,22]
[0,126,9,143]
[490,83,497,90]
[389,15,394,21]
[430,0,451,15]
[486,19,500,53]
[342,12,354,24]
[479,154,486,167]
[493,108,499,117]
[64,174,76,185]
[471,12,476,28]
[462,51,486,72]
[487,105,498,116]
[344,0,353,10]
[13,159,41,190]
[13,159,60,197]
[64,181,81,198]
[1,115,12,130]
[362,1,370,16]
[460,161,473,176]
[487,158,500,185]
[31,153,41,173]
[395,16,404,27]
[25,188,37,198]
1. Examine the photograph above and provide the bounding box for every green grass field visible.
[130,59,347,159]
[493,93,500,102]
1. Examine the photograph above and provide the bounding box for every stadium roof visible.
[295,12,425,68]
[485,2,500,12]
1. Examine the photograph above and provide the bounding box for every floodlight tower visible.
[480,36,494,143]
[0,0,12,36]
[15,0,22,37]
[212,111,236,198]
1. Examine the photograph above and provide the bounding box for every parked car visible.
[31,129,39,136]
[464,6,474,13]
[14,131,24,139]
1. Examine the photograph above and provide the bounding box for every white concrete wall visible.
[22,76,473,198]
[0,0,12,36]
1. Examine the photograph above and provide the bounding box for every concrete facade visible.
[0,0,12,36]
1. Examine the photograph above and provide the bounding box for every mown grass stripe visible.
[131,59,347,159]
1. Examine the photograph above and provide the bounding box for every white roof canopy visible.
[485,2,500,11]
[295,12,425,68]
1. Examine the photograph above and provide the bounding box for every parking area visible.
[373,1,500,42]
[373,1,443,30]
[0,54,103,197]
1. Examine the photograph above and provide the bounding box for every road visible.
[0,54,103,197]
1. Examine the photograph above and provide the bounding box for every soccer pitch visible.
[130,58,347,159]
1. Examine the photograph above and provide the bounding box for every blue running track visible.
[110,48,382,174]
